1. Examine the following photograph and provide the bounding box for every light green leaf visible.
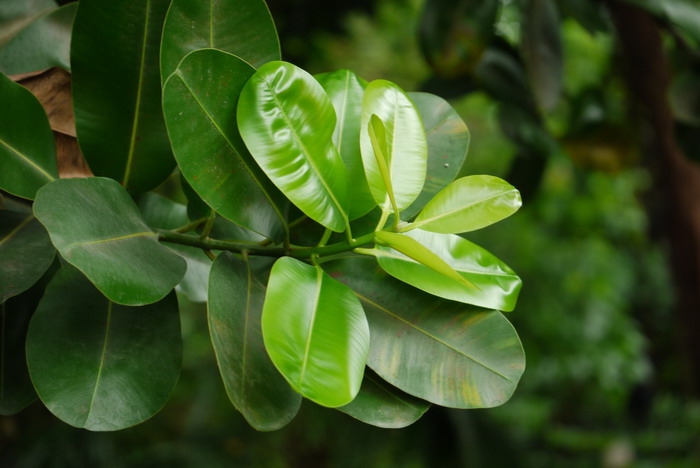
[360,80,427,212]
[337,369,430,428]
[208,253,301,430]
[26,265,182,431]
[71,0,174,193]
[328,257,525,408]
[0,0,57,48]
[160,0,280,82]
[315,69,375,220]
[0,2,77,75]
[33,177,187,306]
[0,72,57,200]
[402,92,470,220]
[262,257,369,407]
[404,175,521,234]
[163,49,287,240]
[373,230,521,311]
[238,61,350,232]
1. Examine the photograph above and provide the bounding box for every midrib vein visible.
[299,268,323,387]
[0,215,34,247]
[65,231,155,250]
[412,190,517,229]
[0,136,55,182]
[86,300,113,425]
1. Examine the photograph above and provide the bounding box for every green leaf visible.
[402,92,470,219]
[625,0,700,44]
[328,257,525,408]
[0,0,57,48]
[360,80,427,213]
[373,230,521,311]
[521,0,563,111]
[405,175,521,234]
[208,253,301,430]
[0,209,55,303]
[160,0,280,82]
[0,2,77,75]
[26,265,182,431]
[0,73,57,200]
[368,115,398,216]
[71,0,173,193]
[33,178,187,306]
[337,369,430,428]
[315,69,375,220]
[262,257,369,407]
[163,49,287,240]
[238,61,350,232]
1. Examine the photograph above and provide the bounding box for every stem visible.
[288,214,308,230]
[173,217,207,233]
[317,228,332,247]
[375,209,390,232]
[200,212,216,239]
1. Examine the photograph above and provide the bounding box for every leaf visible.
[71,0,174,193]
[163,49,287,240]
[0,209,55,303]
[360,80,427,213]
[0,72,57,200]
[208,252,301,430]
[262,257,369,407]
[0,0,57,48]
[402,92,470,220]
[625,0,700,44]
[0,2,77,75]
[328,256,525,408]
[367,115,397,214]
[26,265,182,431]
[337,369,430,428]
[33,177,187,306]
[373,230,521,311]
[238,61,350,232]
[405,176,521,234]
[160,0,280,82]
[315,69,375,220]
[521,0,563,111]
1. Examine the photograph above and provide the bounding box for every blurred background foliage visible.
[3,0,700,466]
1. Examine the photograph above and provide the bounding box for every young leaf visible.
[163,49,288,240]
[404,175,521,234]
[328,256,525,408]
[262,257,369,407]
[360,80,427,213]
[402,92,470,220]
[373,230,521,311]
[33,178,187,306]
[26,265,182,431]
[368,115,399,217]
[208,253,301,431]
[160,0,280,82]
[71,0,173,193]
[337,369,430,429]
[238,61,350,232]
[315,70,375,219]
[0,209,55,303]
[0,72,57,200]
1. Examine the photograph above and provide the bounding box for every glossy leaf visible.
[374,230,521,311]
[163,49,287,240]
[238,61,350,232]
[262,257,369,407]
[33,177,186,306]
[360,80,427,213]
[0,73,57,200]
[0,2,77,75]
[71,0,173,193]
[0,210,55,303]
[26,265,182,431]
[402,92,470,219]
[208,253,301,430]
[315,69,375,219]
[160,0,280,82]
[329,257,525,408]
[337,369,430,428]
[405,176,521,234]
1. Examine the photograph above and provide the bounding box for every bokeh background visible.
[3,0,700,466]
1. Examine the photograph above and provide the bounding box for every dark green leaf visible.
[26,265,182,431]
[0,72,57,200]
[33,178,186,306]
[160,0,280,82]
[262,257,369,407]
[163,49,287,240]
[71,0,173,193]
[208,253,301,430]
